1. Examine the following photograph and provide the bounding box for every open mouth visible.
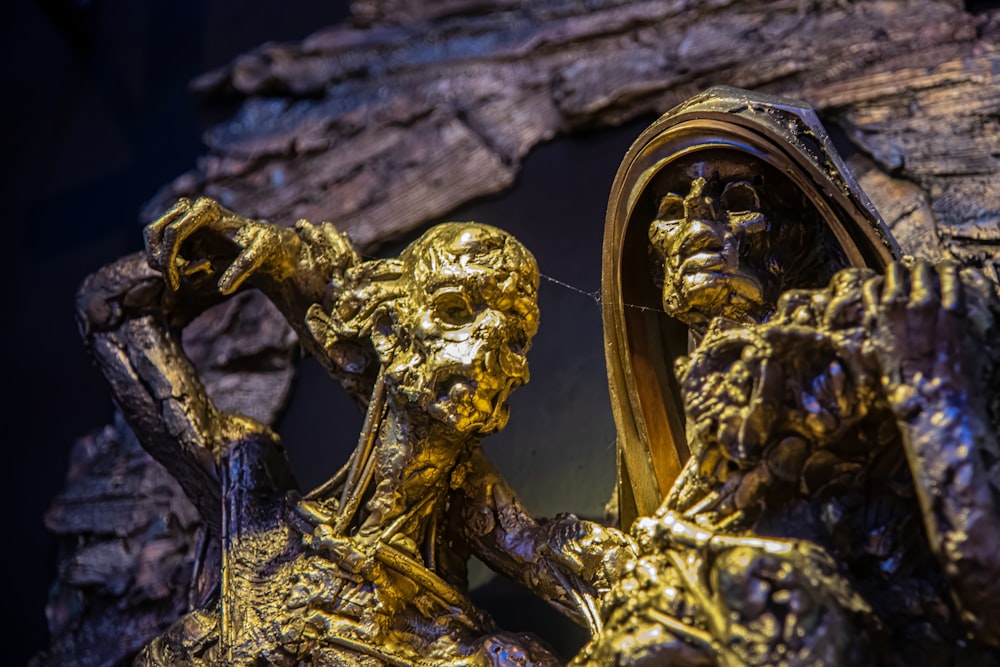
[490,377,519,412]
[426,365,521,433]
[434,374,511,411]
[479,377,519,432]
[679,264,763,298]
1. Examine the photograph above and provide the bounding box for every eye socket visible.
[657,193,685,220]
[508,329,529,355]
[433,293,475,325]
[721,181,760,213]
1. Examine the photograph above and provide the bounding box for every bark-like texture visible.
[39,0,1000,664]
[35,293,295,667]
[147,0,999,276]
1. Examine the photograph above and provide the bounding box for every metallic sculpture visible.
[585,260,1000,665]
[602,86,900,528]
[72,86,1000,666]
[77,200,634,665]
[589,87,1000,664]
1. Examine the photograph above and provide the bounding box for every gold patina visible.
[76,87,1000,666]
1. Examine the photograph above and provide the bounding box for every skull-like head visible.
[649,164,779,330]
[351,223,540,436]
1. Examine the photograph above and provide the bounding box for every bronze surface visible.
[588,87,1000,665]
[71,86,1000,665]
[79,199,635,665]
[603,86,901,528]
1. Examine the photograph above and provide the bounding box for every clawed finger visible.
[161,197,221,290]
[905,261,940,363]
[824,269,870,329]
[932,263,967,382]
[180,258,214,279]
[861,275,884,328]
[146,197,192,235]
[882,262,909,308]
[938,262,962,313]
[909,261,940,309]
[144,198,192,269]
[219,229,267,295]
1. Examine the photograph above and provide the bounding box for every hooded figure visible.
[601,86,900,529]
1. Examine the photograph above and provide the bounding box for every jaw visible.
[381,341,527,436]
[424,371,518,436]
[667,270,768,328]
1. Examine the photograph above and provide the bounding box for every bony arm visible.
[76,252,281,534]
[456,447,636,632]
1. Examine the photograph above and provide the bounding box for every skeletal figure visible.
[78,198,635,666]
[590,87,1000,665]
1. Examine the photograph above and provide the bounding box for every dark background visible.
[4,1,654,663]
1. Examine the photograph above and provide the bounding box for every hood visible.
[602,86,900,529]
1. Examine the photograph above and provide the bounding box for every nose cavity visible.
[477,310,509,355]
[683,177,718,222]
[477,310,527,379]
[675,177,725,255]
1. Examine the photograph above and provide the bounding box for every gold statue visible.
[78,200,634,665]
[602,86,900,527]
[73,86,1000,666]
[587,87,1000,665]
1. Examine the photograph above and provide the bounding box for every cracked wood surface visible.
[146,0,999,275]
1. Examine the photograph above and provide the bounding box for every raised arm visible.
[865,260,1000,644]
[76,252,282,533]
[144,197,362,380]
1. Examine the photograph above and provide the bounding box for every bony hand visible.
[144,197,293,295]
[217,220,297,295]
[309,524,367,574]
[859,260,995,413]
[548,517,637,588]
[633,510,716,554]
[594,525,639,587]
